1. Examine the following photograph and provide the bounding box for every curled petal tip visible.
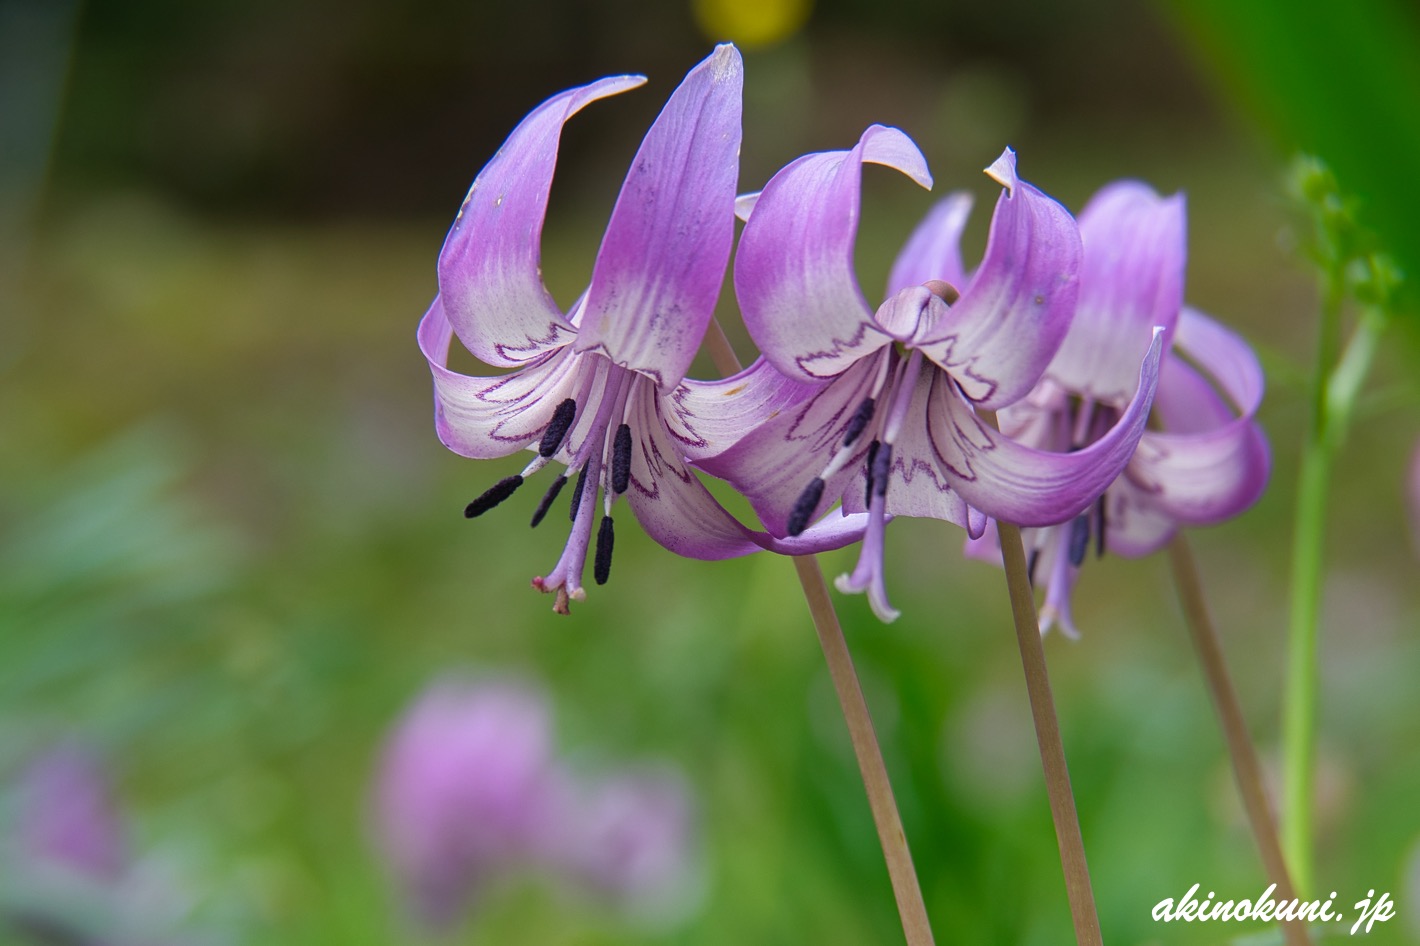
[984,147,1019,195]
[859,124,933,190]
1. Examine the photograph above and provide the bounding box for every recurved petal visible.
[623,387,866,559]
[735,124,932,383]
[885,192,973,297]
[929,329,1164,526]
[914,149,1083,410]
[418,296,583,459]
[438,75,646,367]
[574,45,744,393]
[1160,306,1264,426]
[1106,308,1269,551]
[662,357,824,462]
[1046,181,1186,401]
[694,352,888,536]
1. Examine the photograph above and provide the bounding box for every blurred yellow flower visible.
[692,0,811,49]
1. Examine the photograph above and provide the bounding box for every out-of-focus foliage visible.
[1165,0,1420,320]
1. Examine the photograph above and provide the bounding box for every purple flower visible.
[697,131,1163,620]
[373,678,561,929]
[17,744,127,881]
[966,182,1270,636]
[418,45,864,612]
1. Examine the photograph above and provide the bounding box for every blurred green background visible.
[2,0,1419,943]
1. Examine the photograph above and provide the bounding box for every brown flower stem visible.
[978,410,1101,946]
[705,319,936,946]
[793,555,937,946]
[1168,535,1311,946]
[702,315,744,377]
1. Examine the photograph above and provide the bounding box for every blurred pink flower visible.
[373,678,561,929]
[373,676,700,931]
[17,744,127,881]
[558,770,697,911]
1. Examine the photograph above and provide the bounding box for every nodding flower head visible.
[697,133,1162,621]
[418,45,867,613]
[966,181,1269,637]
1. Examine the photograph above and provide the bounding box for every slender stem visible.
[982,407,1101,946]
[1281,302,1385,895]
[793,556,937,946]
[1281,441,1328,896]
[704,320,935,946]
[995,519,1103,946]
[1168,536,1311,946]
[703,315,744,377]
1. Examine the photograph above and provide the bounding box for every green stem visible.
[705,319,936,946]
[1281,300,1385,896]
[1169,537,1310,946]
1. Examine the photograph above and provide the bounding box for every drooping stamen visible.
[594,515,614,585]
[863,440,880,506]
[843,397,876,447]
[1027,547,1041,587]
[569,465,589,522]
[538,398,578,458]
[790,354,894,523]
[870,442,893,498]
[835,351,923,624]
[533,363,633,607]
[465,475,524,518]
[835,467,899,623]
[1038,527,1083,639]
[530,474,567,528]
[1094,496,1107,558]
[611,424,632,495]
[1068,514,1090,567]
[787,477,825,536]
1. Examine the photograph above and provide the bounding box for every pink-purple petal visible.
[735,125,931,383]
[418,296,583,460]
[694,352,887,536]
[437,75,645,368]
[930,329,1164,526]
[885,192,973,297]
[663,357,824,462]
[624,388,866,558]
[1045,182,1186,401]
[1102,477,1183,557]
[914,149,1083,410]
[1110,308,1269,541]
[574,45,744,393]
